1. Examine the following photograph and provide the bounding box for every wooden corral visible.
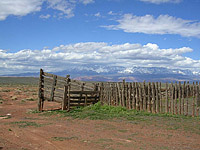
[38,69,200,117]
[38,69,100,111]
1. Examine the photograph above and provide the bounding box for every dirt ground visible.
[0,85,200,150]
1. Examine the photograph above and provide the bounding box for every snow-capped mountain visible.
[3,65,199,82]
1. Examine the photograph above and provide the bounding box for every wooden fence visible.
[38,69,100,111]
[38,69,200,117]
[100,80,200,117]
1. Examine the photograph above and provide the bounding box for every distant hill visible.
[0,77,38,85]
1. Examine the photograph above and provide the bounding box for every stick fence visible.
[38,69,200,117]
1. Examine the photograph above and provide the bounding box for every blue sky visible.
[0,0,200,75]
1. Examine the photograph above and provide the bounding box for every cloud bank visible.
[0,42,200,75]
[104,14,200,38]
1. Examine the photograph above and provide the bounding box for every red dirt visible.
[0,86,200,150]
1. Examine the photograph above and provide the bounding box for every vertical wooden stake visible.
[192,82,195,117]
[186,81,189,116]
[62,85,67,110]
[117,83,122,106]
[50,75,57,101]
[182,81,185,115]
[156,82,159,113]
[179,82,182,115]
[38,69,44,111]
[196,82,199,117]
[132,82,136,110]
[67,84,71,112]
[125,82,129,108]
[171,82,174,115]
[115,83,119,106]
[100,82,104,105]
[136,82,140,111]
[165,82,169,113]
[148,82,151,112]
[169,83,172,113]
[143,81,147,111]
[152,82,156,113]
[175,82,178,115]
[159,82,162,113]
[128,83,132,109]
[85,94,88,106]
[122,80,125,107]
[139,83,143,111]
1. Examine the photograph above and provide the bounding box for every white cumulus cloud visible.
[140,0,182,4]
[0,0,95,20]
[80,0,95,5]
[39,14,51,19]
[0,0,43,20]
[0,42,200,75]
[104,14,200,38]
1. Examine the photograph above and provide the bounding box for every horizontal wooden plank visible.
[70,100,99,103]
[44,96,51,101]
[54,95,63,99]
[70,91,100,94]
[70,103,97,107]
[44,77,54,83]
[44,89,51,94]
[43,72,54,78]
[54,88,64,93]
[69,96,99,99]
[43,72,67,82]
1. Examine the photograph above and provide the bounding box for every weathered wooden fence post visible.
[117,82,122,106]
[136,82,140,111]
[156,82,160,113]
[171,82,174,115]
[100,82,104,105]
[148,82,151,112]
[62,85,68,110]
[192,82,195,117]
[115,83,118,106]
[38,69,44,111]
[175,82,178,115]
[139,83,143,111]
[143,81,147,111]
[186,81,189,116]
[132,82,136,110]
[126,82,129,109]
[62,75,70,110]
[81,83,85,106]
[196,82,199,116]
[152,82,156,113]
[178,82,182,115]
[182,82,185,115]
[165,82,169,113]
[67,83,71,111]
[94,83,98,105]
[50,75,57,101]
[159,82,162,113]
[128,83,132,109]
[122,80,125,107]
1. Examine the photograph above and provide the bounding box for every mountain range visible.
[2,66,200,82]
